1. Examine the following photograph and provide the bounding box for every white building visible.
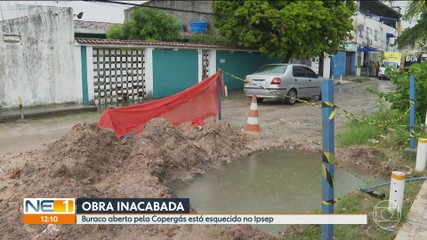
[326,0,402,78]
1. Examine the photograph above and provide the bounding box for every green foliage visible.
[398,14,427,53]
[399,0,427,53]
[106,7,182,41]
[340,64,427,149]
[379,61,427,124]
[337,120,383,147]
[212,0,356,61]
[337,109,404,148]
[106,24,124,40]
[403,0,427,20]
[188,31,236,46]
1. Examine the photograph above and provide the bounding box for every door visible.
[346,53,352,76]
[302,66,321,97]
[331,51,346,77]
[292,66,310,97]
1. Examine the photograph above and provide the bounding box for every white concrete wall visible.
[144,47,154,98]
[197,49,203,83]
[86,46,94,103]
[208,49,216,75]
[73,45,84,104]
[0,7,79,108]
[323,54,331,79]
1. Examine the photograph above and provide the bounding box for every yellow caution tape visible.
[223,71,412,126]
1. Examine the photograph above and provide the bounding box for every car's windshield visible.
[381,62,398,68]
[255,65,287,74]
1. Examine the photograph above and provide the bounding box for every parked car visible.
[378,60,400,80]
[243,64,322,105]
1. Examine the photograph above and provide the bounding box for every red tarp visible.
[98,72,224,138]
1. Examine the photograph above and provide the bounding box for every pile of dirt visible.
[0,118,267,239]
[0,118,390,239]
[336,145,384,170]
[46,123,125,181]
[127,118,250,182]
[219,225,274,240]
[283,139,385,171]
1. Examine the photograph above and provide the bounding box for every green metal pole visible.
[81,46,89,105]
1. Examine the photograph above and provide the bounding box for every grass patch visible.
[337,120,382,147]
[282,180,424,239]
[353,77,371,83]
[336,109,408,148]
[336,109,423,151]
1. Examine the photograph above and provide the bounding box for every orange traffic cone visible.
[245,95,260,137]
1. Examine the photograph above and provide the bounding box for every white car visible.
[378,61,399,80]
[243,64,322,105]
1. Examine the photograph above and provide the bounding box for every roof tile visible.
[75,38,252,50]
[74,20,117,31]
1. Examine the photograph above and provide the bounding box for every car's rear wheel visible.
[256,97,264,103]
[286,89,297,105]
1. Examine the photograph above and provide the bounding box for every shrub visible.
[106,7,182,42]
[189,31,236,46]
[379,61,427,124]
[106,24,124,40]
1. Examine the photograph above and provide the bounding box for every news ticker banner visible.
[23,198,367,225]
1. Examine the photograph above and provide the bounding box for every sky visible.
[0,1,147,23]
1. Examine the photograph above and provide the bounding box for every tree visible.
[212,0,356,62]
[106,24,124,40]
[189,31,235,46]
[398,14,427,55]
[378,61,427,124]
[404,0,427,20]
[398,0,427,55]
[107,7,182,41]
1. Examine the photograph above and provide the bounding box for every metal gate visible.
[93,48,146,106]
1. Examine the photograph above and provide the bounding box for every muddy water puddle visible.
[171,149,385,234]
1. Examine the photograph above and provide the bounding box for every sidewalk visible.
[0,103,98,122]
[395,180,427,240]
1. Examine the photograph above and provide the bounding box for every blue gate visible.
[331,51,346,77]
